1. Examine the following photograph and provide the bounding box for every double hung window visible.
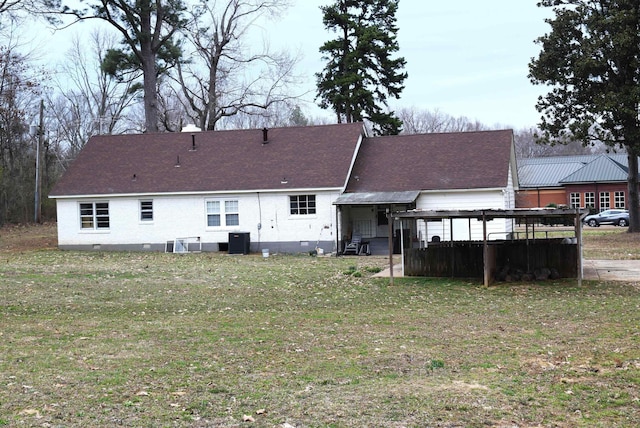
[206,200,239,227]
[80,202,110,230]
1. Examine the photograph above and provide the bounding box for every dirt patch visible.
[0,222,57,252]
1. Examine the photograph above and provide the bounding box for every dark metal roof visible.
[333,191,421,205]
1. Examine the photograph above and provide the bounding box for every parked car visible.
[583,209,629,227]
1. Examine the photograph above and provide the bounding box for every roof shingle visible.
[50,123,365,197]
[345,129,514,192]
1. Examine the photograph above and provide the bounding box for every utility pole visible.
[34,99,43,224]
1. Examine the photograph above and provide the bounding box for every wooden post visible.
[449,217,454,278]
[483,212,489,287]
[387,208,394,286]
[576,209,583,286]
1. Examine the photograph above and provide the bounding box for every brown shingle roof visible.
[50,123,365,197]
[345,129,514,192]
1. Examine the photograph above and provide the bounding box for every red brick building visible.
[517,154,634,212]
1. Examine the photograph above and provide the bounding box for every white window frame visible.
[290,195,316,216]
[614,191,625,209]
[140,200,153,222]
[79,202,110,230]
[584,192,595,209]
[206,199,239,228]
[224,200,239,226]
[569,192,580,209]
[599,192,610,212]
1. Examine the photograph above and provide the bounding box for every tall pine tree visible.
[316,0,407,135]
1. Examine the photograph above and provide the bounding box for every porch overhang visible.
[333,190,420,206]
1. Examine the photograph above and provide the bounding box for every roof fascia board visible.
[49,187,344,200]
[561,180,627,185]
[341,125,367,192]
[509,133,520,190]
[419,187,507,194]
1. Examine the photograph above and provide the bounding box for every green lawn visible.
[1,248,638,427]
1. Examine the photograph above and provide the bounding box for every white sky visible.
[31,0,554,130]
[267,0,554,129]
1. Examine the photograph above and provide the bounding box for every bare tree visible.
[0,39,43,224]
[0,0,22,16]
[51,0,187,133]
[514,127,609,159]
[47,30,139,166]
[397,107,488,134]
[157,81,188,131]
[174,0,301,131]
[0,0,44,22]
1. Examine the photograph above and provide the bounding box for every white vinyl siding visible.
[415,189,513,242]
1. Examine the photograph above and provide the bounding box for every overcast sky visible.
[33,0,554,130]
[268,0,554,129]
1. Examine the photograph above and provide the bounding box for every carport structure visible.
[387,208,589,286]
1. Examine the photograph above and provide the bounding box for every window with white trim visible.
[614,191,625,209]
[140,200,153,221]
[599,192,610,211]
[569,192,580,208]
[206,199,239,227]
[80,202,109,230]
[584,192,595,209]
[225,200,239,226]
[290,195,316,215]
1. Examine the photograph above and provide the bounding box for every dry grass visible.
[582,227,640,259]
[0,224,639,427]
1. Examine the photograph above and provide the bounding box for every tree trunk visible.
[626,151,640,232]
[142,64,158,133]
[140,9,158,133]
